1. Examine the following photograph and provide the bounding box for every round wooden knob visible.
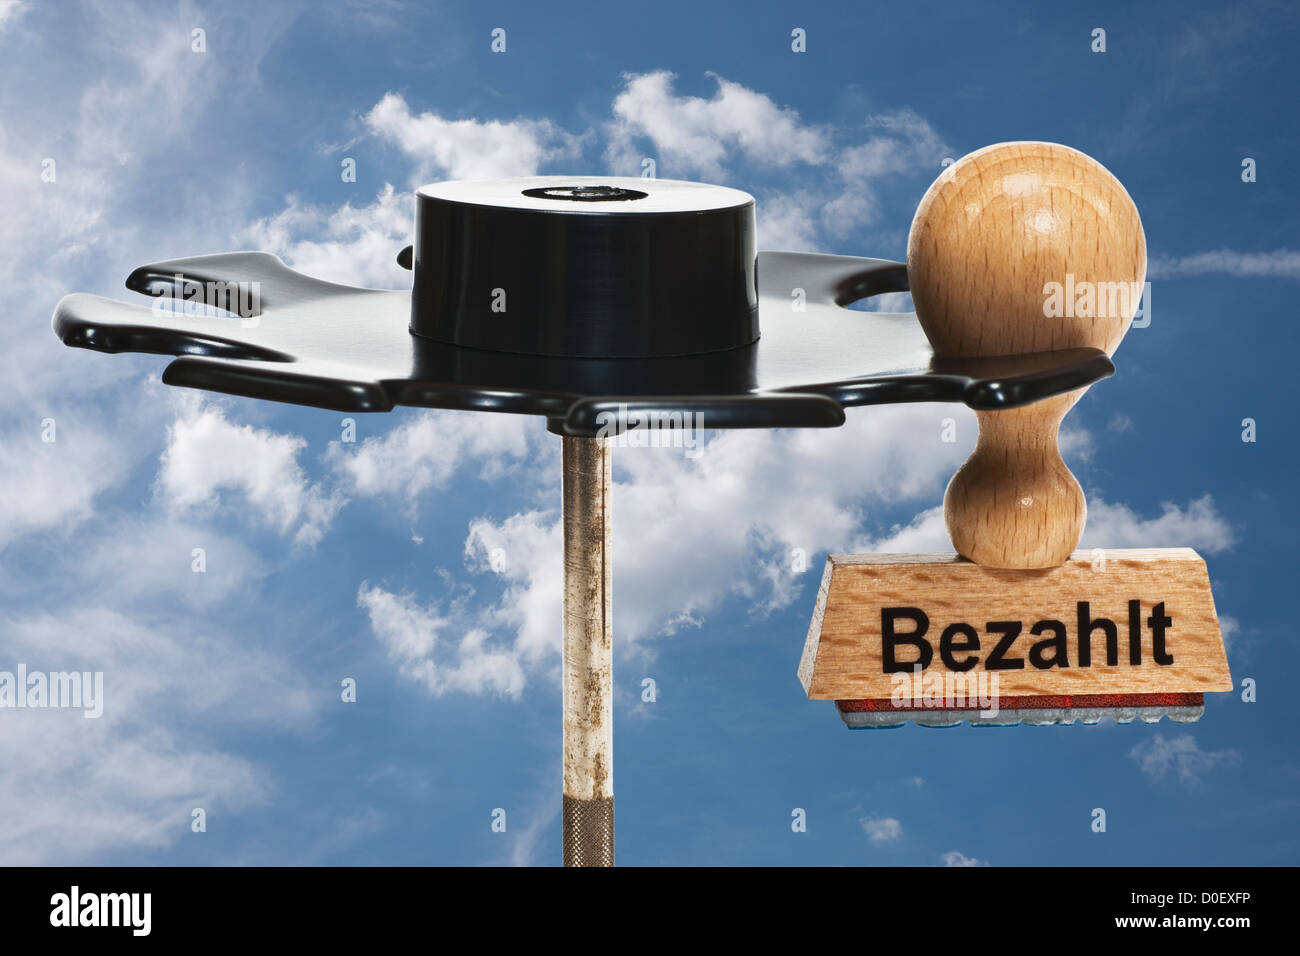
[907,142,1146,568]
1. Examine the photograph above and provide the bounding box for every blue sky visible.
[1,0,1296,865]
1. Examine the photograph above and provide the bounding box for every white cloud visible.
[505,798,559,867]
[1148,248,1300,280]
[300,807,386,864]
[0,1,27,33]
[0,606,319,863]
[0,410,137,550]
[822,109,949,236]
[328,409,536,510]
[459,407,972,656]
[358,405,972,696]
[1219,614,1239,651]
[0,4,327,863]
[357,583,525,697]
[1059,425,1096,464]
[0,716,264,865]
[755,190,824,252]
[942,850,988,866]
[464,508,563,664]
[238,183,413,290]
[865,505,949,553]
[1107,412,1135,433]
[1129,733,1240,784]
[867,493,1234,557]
[364,91,585,181]
[78,515,265,609]
[837,111,947,181]
[157,403,342,547]
[862,816,903,842]
[6,605,319,729]
[0,3,294,405]
[606,71,828,178]
[0,0,321,561]
[1081,494,1235,553]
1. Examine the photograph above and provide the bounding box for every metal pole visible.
[561,436,614,866]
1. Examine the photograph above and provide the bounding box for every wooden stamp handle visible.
[945,394,1084,569]
[908,142,1146,570]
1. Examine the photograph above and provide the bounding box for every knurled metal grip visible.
[562,796,614,867]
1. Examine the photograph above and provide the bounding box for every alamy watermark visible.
[0,664,103,718]
[151,274,261,327]
[890,665,1001,718]
[1043,273,1151,326]
[594,404,704,458]
[50,886,150,936]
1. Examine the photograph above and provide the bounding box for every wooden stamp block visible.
[799,549,1231,725]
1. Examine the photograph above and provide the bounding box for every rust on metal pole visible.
[561,435,614,866]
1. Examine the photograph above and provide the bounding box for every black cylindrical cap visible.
[410,177,757,358]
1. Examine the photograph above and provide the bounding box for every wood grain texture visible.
[907,142,1146,568]
[907,142,1145,358]
[800,549,1231,700]
[946,394,1085,569]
